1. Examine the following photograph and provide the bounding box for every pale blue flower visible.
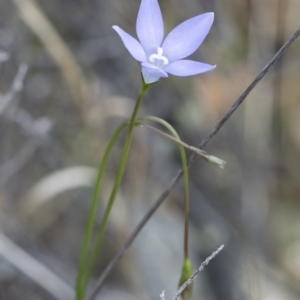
[113,0,215,84]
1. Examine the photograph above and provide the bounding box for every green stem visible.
[138,116,190,259]
[75,120,131,300]
[140,124,226,168]
[80,82,150,298]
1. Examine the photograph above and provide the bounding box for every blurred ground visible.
[0,0,300,299]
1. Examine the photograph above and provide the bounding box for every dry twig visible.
[174,245,224,300]
[0,64,28,114]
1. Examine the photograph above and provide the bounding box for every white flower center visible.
[149,47,169,68]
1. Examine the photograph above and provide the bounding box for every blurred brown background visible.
[0,0,300,299]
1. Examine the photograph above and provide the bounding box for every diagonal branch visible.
[86,26,300,300]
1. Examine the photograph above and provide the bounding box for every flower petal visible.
[141,62,168,84]
[162,12,214,62]
[136,0,164,54]
[112,26,146,61]
[164,60,215,76]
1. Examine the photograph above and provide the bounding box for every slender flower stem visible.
[138,116,190,259]
[86,116,190,300]
[75,120,130,300]
[80,81,150,298]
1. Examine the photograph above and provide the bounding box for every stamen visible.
[157,47,163,56]
[149,47,169,65]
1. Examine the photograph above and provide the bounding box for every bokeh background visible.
[0,0,300,299]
